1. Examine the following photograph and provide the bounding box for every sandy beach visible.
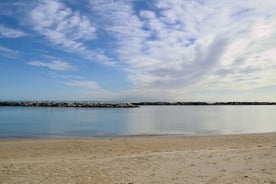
[0,133,276,184]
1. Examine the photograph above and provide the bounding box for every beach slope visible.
[1,133,276,183]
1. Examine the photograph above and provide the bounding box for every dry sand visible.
[0,133,276,184]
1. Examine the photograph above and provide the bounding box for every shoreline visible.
[1,131,276,140]
[1,133,276,183]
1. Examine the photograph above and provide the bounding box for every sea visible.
[0,105,276,138]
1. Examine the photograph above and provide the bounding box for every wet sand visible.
[1,133,276,183]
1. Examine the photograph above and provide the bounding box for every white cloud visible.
[28,60,75,71]
[90,0,149,58]
[0,24,25,38]
[89,0,276,100]
[0,45,20,58]
[29,0,114,66]
[4,0,274,101]
[31,0,95,42]
[139,10,155,19]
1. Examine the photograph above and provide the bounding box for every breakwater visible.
[0,101,139,108]
[133,102,276,106]
[0,101,275,108]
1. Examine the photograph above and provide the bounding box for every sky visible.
[0,0,276,102]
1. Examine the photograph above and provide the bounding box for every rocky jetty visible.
[210,102,276,105]
[0,101,139,108]
[132,102,276,106]
[1,101,275,108]
[132,102,209,105]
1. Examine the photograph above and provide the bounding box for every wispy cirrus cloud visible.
[30,0,95,47]
[0,45,20,58]
[90,1,149,66]
[29,0,114,65]
[0,24,25,38]
[28,60,76,71]
[89,0,276,100]
[2,0,276,101]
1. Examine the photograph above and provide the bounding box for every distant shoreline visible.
[0,101,276,108]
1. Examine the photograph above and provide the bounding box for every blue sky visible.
[0,0,276,101]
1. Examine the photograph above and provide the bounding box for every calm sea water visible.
[0,106,275,138]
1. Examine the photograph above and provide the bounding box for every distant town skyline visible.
[0,0,275,101]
